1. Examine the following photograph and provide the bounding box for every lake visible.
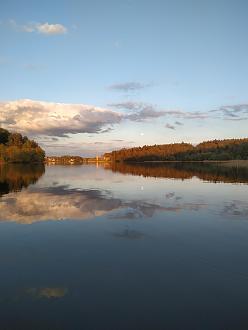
[0,162,248,329]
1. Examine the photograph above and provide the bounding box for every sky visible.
[0,0,248,156]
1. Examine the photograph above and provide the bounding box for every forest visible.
[105,138,248,162]
[0,128,45,163]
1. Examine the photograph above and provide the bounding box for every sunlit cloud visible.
[1,97,247,156]
[9,19,67,35]
[0,99,122,137]
[35,22,67,35]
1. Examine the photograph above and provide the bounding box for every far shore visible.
[44,159,248,168]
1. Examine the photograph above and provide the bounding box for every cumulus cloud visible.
[2,98,245,146]
[0,99,121,137]
[35,22,67,35]
[9,19,67,35]
[108,82,152,92]
[2,99,189,138]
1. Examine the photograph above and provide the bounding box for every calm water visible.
[0,162,248,329]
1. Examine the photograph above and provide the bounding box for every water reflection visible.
[112,228,145,240]
[0,188,122,223]
[0,163,247,223]
[1,185,205,223]
[27,287,68,299]
[0,164,45,196]
[222,200,248,217]
[107,161,248,183]
[0,163,248,329]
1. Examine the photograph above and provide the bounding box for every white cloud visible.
[0,99,121,137]
[35,23,67,35]
[9,20,67,35]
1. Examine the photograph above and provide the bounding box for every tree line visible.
[105,138,248,162]
[0,128,45,163]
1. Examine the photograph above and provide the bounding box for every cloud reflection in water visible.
[0,163,248,223]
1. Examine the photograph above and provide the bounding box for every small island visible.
[0,128,45,163]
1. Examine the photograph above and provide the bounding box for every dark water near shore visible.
[0,162,248,329]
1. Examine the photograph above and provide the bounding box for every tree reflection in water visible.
[107,161,248,184]
[0,162,247,224]
[0,164,45,196]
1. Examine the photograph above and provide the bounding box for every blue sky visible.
[0,0,247,156]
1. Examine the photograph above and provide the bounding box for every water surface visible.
[0,162,248,329]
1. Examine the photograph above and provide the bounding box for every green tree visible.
[0,128,10,145]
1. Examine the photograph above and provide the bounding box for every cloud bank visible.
[1,99,247,141]
[0,99,121,137]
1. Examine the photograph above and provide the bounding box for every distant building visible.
[46,157,56,164]
[103,153,112,162]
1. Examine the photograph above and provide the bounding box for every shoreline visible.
[43,159,248,168]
